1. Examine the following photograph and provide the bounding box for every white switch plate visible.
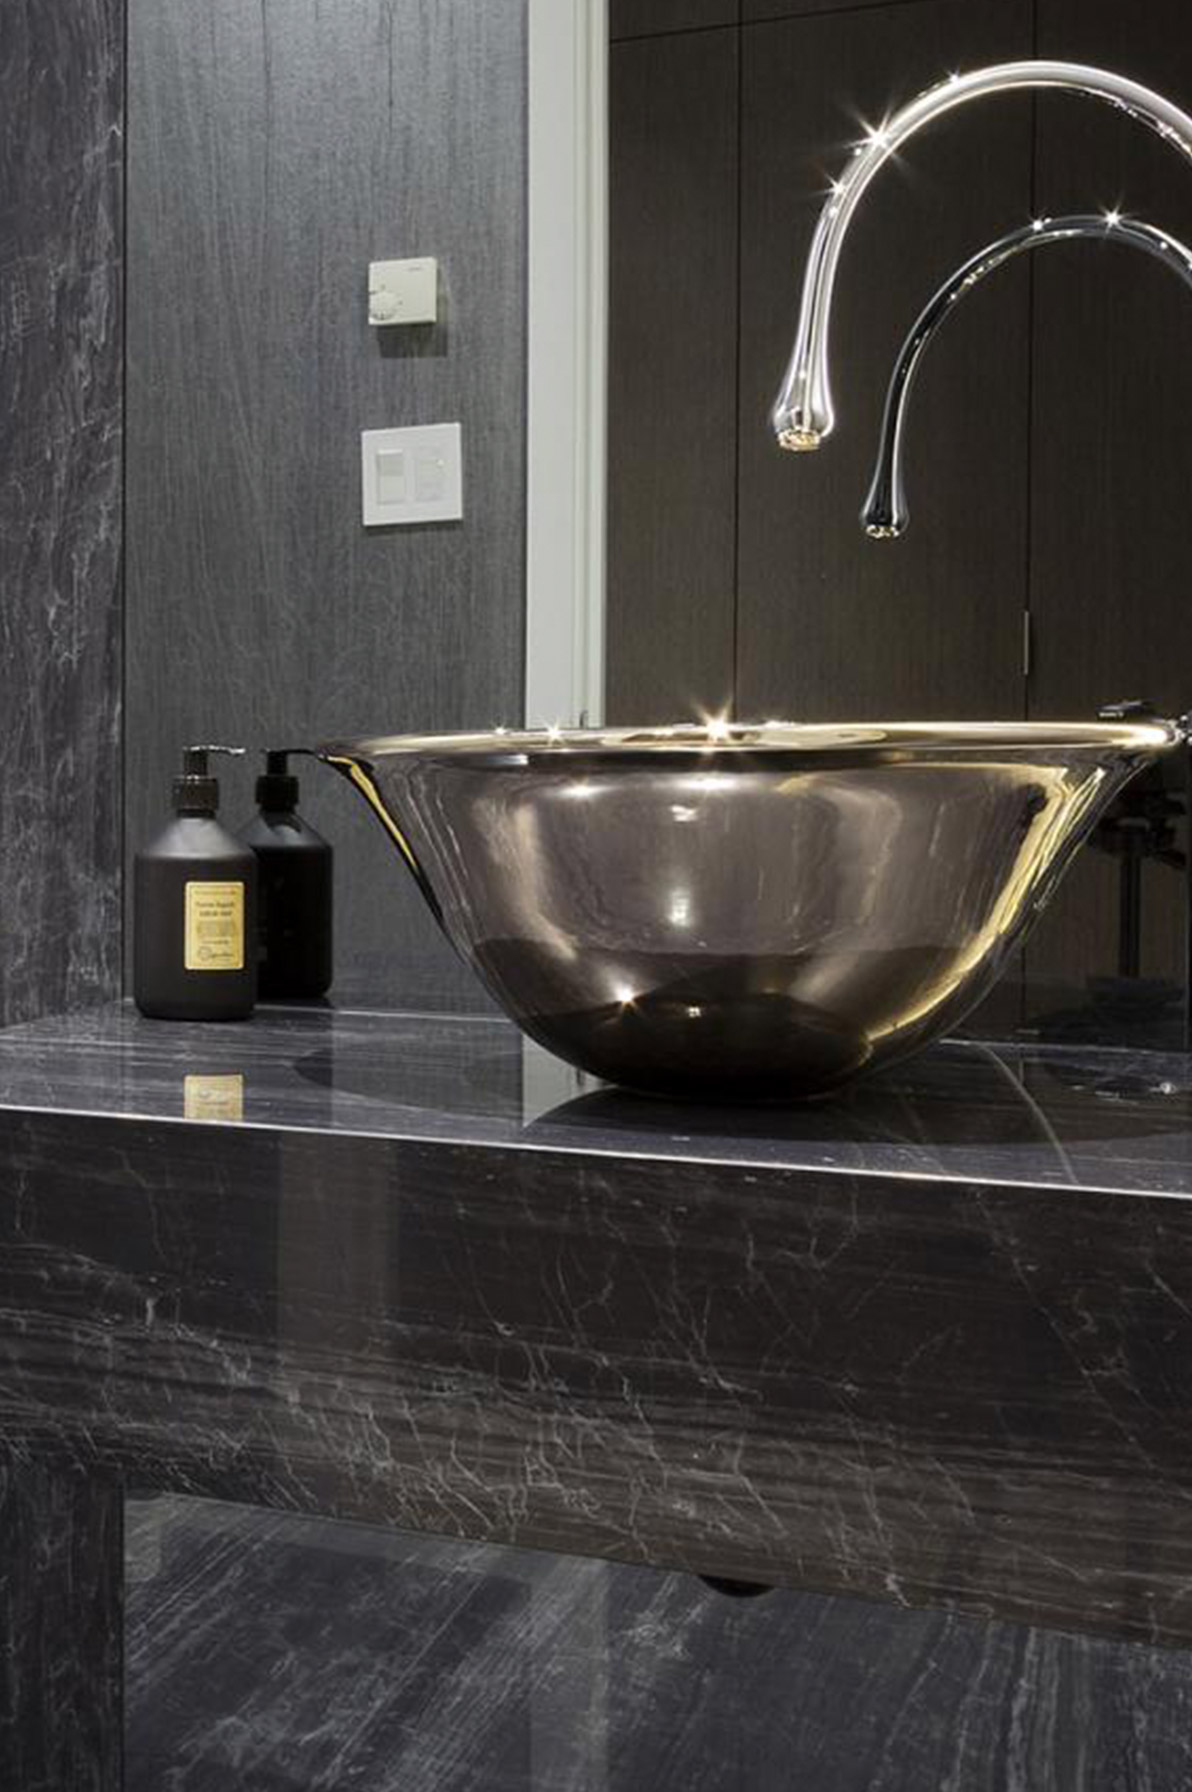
[368,257,438,326]
[361,423,463,526]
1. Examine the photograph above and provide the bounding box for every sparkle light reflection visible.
[668,890,693,928]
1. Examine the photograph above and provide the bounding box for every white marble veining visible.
[126,1494,1192,1791]
[0,0,124,1027]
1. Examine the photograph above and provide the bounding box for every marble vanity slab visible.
[4,1002,1192,1656]
[124,1493,1192,1792]
[1,998,1191,1196]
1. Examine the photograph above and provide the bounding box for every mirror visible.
[604,0,1192,1043]
[116,0,1192,1044]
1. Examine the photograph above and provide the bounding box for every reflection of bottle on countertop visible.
[239,751,334,1000]
[182,1072,246,1121]
[134,746,257,1021]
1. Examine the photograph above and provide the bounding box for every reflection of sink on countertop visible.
[6,1000,1192,1191]
[323,720,1178,1100]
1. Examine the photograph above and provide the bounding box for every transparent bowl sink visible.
[322,720,1179,1101]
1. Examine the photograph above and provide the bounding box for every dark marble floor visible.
[126,1497,1192,1792]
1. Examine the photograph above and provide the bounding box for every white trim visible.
[525,0,607,727]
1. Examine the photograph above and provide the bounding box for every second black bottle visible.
[240,751,334,1000]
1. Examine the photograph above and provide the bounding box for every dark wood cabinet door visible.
[742,0,962,19]
[736,0,1034,722]
[611,0,739,38]
[606,26,740,723]
[1024,0,1192,1012]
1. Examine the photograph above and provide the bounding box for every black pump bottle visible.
[134,747,258,1021]
[239,751,334,1000]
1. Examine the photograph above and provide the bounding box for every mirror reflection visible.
[606,0,1192,1045]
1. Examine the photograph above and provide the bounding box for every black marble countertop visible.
[7,1000,1192,1666]
[2,999,1192,1198]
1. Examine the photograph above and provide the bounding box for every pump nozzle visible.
[174,744,245,814]
[257,748,302,810]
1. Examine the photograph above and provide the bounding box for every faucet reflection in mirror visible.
[771,62,1192,454]
[861,213,1192,539]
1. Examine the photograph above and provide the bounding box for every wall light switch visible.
[375,449,406,504]
[362,424,463,526]
[368,258,438,326]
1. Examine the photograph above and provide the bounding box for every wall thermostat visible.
[368,258,438,326]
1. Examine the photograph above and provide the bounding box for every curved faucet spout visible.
[771,61,1192,452]
[862,214,1192,539]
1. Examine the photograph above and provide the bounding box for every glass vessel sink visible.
[322,720,1178,1101]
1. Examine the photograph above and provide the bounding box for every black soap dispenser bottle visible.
[239,751,334,999]
[134,746,258,1021]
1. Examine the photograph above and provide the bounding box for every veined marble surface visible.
[125,1494,1192,1792]
[0,0,124,1027]
[0,999,1191,1196]
[6,999,1192,1682]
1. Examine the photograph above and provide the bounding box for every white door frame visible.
[525,0,608,728]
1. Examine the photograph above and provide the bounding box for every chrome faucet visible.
[861,213,1192,539]
[771,61,1192,454]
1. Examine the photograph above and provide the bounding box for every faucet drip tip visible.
[771,374,832,451]
[773,402,824,452]
[861,501,908,538]
[861,456,909,539]
[777,426,823,453]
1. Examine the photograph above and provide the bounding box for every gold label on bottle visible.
[184,881,245,972]
[183,1074,245,1122]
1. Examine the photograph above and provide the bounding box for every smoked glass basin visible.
[322,721,1179,1101]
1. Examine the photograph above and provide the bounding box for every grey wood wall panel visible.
[736,0,1034,722]
[611,0,739,37]
[606,28,739,723]
[126,0,526,1011]
[1023,0,1192,1014]
[0,0,123,1026]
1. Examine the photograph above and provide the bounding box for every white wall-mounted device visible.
[368,258,438,326]
[361,423,463,527]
